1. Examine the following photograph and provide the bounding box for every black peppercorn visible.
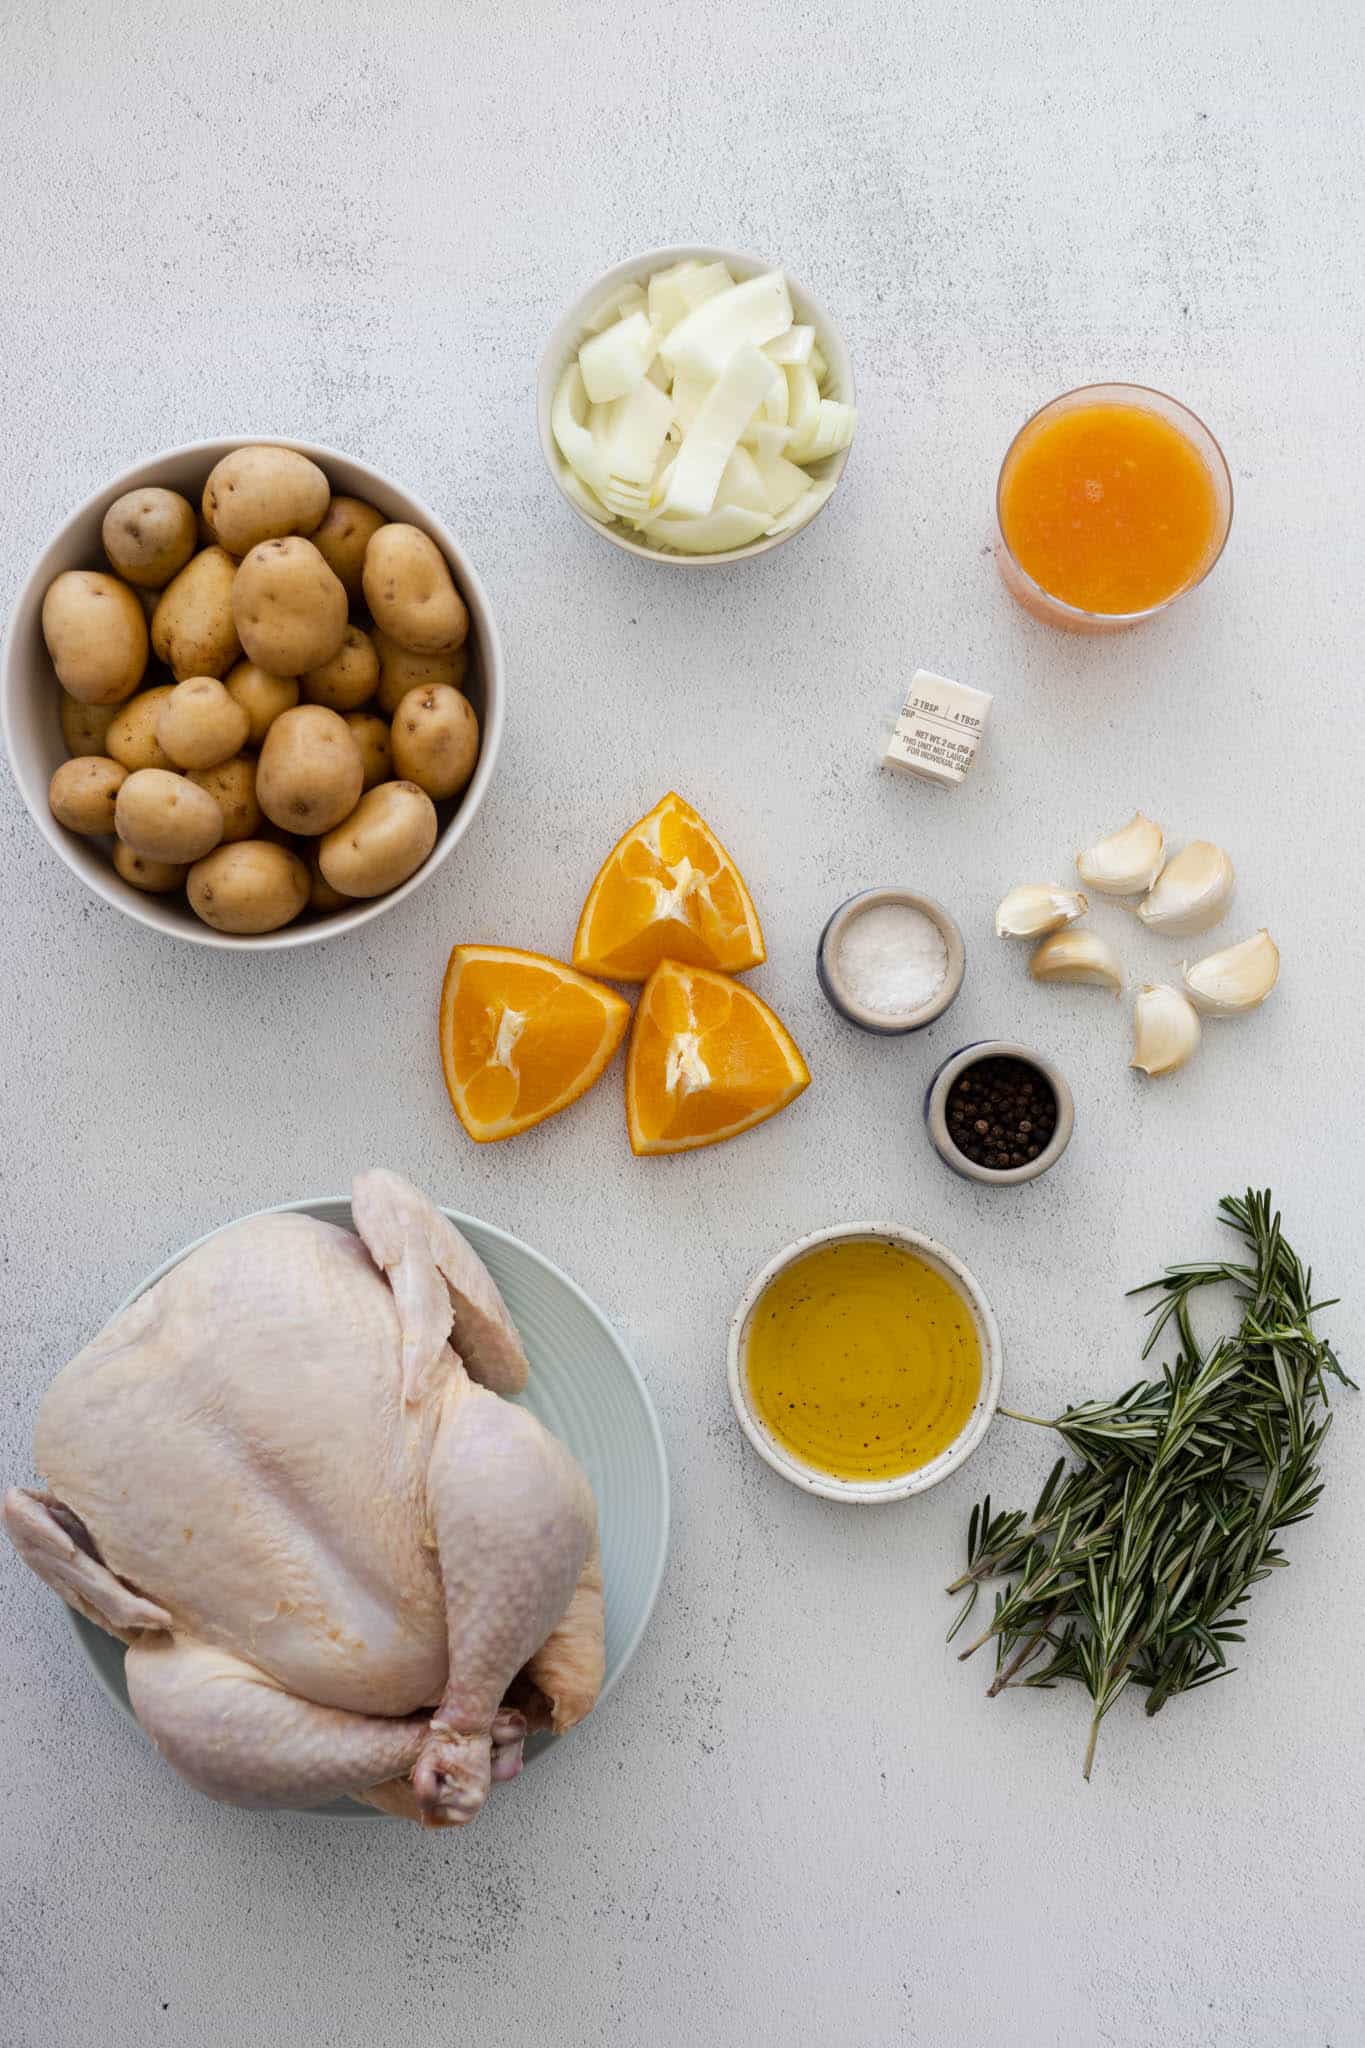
[944,1057,1057,1171]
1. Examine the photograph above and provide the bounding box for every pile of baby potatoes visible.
[43,445,479,934]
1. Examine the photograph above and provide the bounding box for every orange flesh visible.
[626,959,809,1154]
[439,946,630,1142]
[574,792,765,984]
[999,401,1220,615]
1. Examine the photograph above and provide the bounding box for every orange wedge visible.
[573,792,766,984]
[440,946,631,1143]
[626,959,810,1156]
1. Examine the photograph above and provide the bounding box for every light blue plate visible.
[67,1196,670,1816]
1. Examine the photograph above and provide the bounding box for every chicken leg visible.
[126,1637,436,1811]
[414,1378,596,1826]
[526,1540,605,1733]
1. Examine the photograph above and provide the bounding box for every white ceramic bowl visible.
[537,245,855,566]
[1,437,503,949]
[727,1223,1002,1504]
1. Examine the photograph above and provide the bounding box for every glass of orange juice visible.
[995,383,1232,633]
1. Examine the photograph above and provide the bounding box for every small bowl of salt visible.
[816,888,966,1036]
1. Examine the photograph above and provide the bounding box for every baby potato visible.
[300,625,379,712]
[202,445,330,557]
[317,780,438,899]
[187,839,309,935]
[106,686,176,771]
[225,660,298,745]
[307,845,352,913]
[49,755,127,835]
[156,676,251,770]
[115,767,224,864]
[152,546,241,679]
[372,629,467,715]
[311,495,386,601]
[42,570,148,705]
[60,696,118,758]
[256,704,364,835]
[344,711,392,791]
[101,487,197,589]
[390,683,479,800]
[187,754,262,844]
[233,536,348,676]
[362,524,468,655]
[113,840,188,894]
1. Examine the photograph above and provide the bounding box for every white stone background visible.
[2,3,1362,2043]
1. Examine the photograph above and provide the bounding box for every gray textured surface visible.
[1,4,1362,2044]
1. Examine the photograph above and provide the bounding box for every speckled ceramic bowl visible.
[816,887,966,1035]
[727,1222,1002,1504]
[66,1196,670,1817]
[2,437,503,949]
[537,244,855,565]
[924,1041,1075,1186]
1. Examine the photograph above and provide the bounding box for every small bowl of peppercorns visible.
[924,1042,1074,1185]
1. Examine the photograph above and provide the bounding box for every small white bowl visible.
[1,437,503,950]
[924,1041,1075,1186]
[816,887,966,1036]
[537,245,855,566]
[727,1223,1003,1504]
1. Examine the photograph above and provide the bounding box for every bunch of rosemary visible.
[948,1191,1353,1777]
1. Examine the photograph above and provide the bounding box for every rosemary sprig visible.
[949,1191,1353,1777]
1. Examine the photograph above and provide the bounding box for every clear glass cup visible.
[994,382,1233,634]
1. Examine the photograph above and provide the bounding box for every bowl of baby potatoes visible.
[1,439,502,947]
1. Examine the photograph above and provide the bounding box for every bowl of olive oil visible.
[727,1225,1002,1502]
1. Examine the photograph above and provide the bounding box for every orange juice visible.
[999,397,1223,617]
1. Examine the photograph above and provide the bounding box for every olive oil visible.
[744,1239,982,1481]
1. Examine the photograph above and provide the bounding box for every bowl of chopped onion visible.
[538,246,856,564]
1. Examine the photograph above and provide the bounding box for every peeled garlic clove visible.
[1029,929,1123,994]
[1137,841,1235,936]
[1183,929,1279,1015]
[1076,811,1165,896]
[995,885,1088,939]
[1131,983,1202,1077]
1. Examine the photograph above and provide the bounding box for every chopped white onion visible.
[602,377,674,486]
[784,364,821,452]
[663,343,776,518]
[579,310,658,404]
[660,271,793,380]
[557,461,614,523]
[787,398,857,465]
[765,324,814,365]
[582,282,648,336]
[646,261,700,336]
[670,372,710,435]
[558,261,854,552]
[763,476,837,536]
[752,445,811,518]
[641,504,772,554]
[715,446,769,514]
[552,363,609,494]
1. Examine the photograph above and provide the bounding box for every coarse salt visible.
[837,902,948,1015]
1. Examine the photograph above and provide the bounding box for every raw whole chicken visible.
[3,1170,603,1828]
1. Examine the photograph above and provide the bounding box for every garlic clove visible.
[1029,928,1123,994]
[1183,929,1279,1016]
[1137,841,1235,936]
[1076,811,1165,896]
[995,884,1088,940]
[1131,984,1202,1077]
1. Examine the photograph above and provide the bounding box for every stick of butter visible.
[882,669,992,789]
